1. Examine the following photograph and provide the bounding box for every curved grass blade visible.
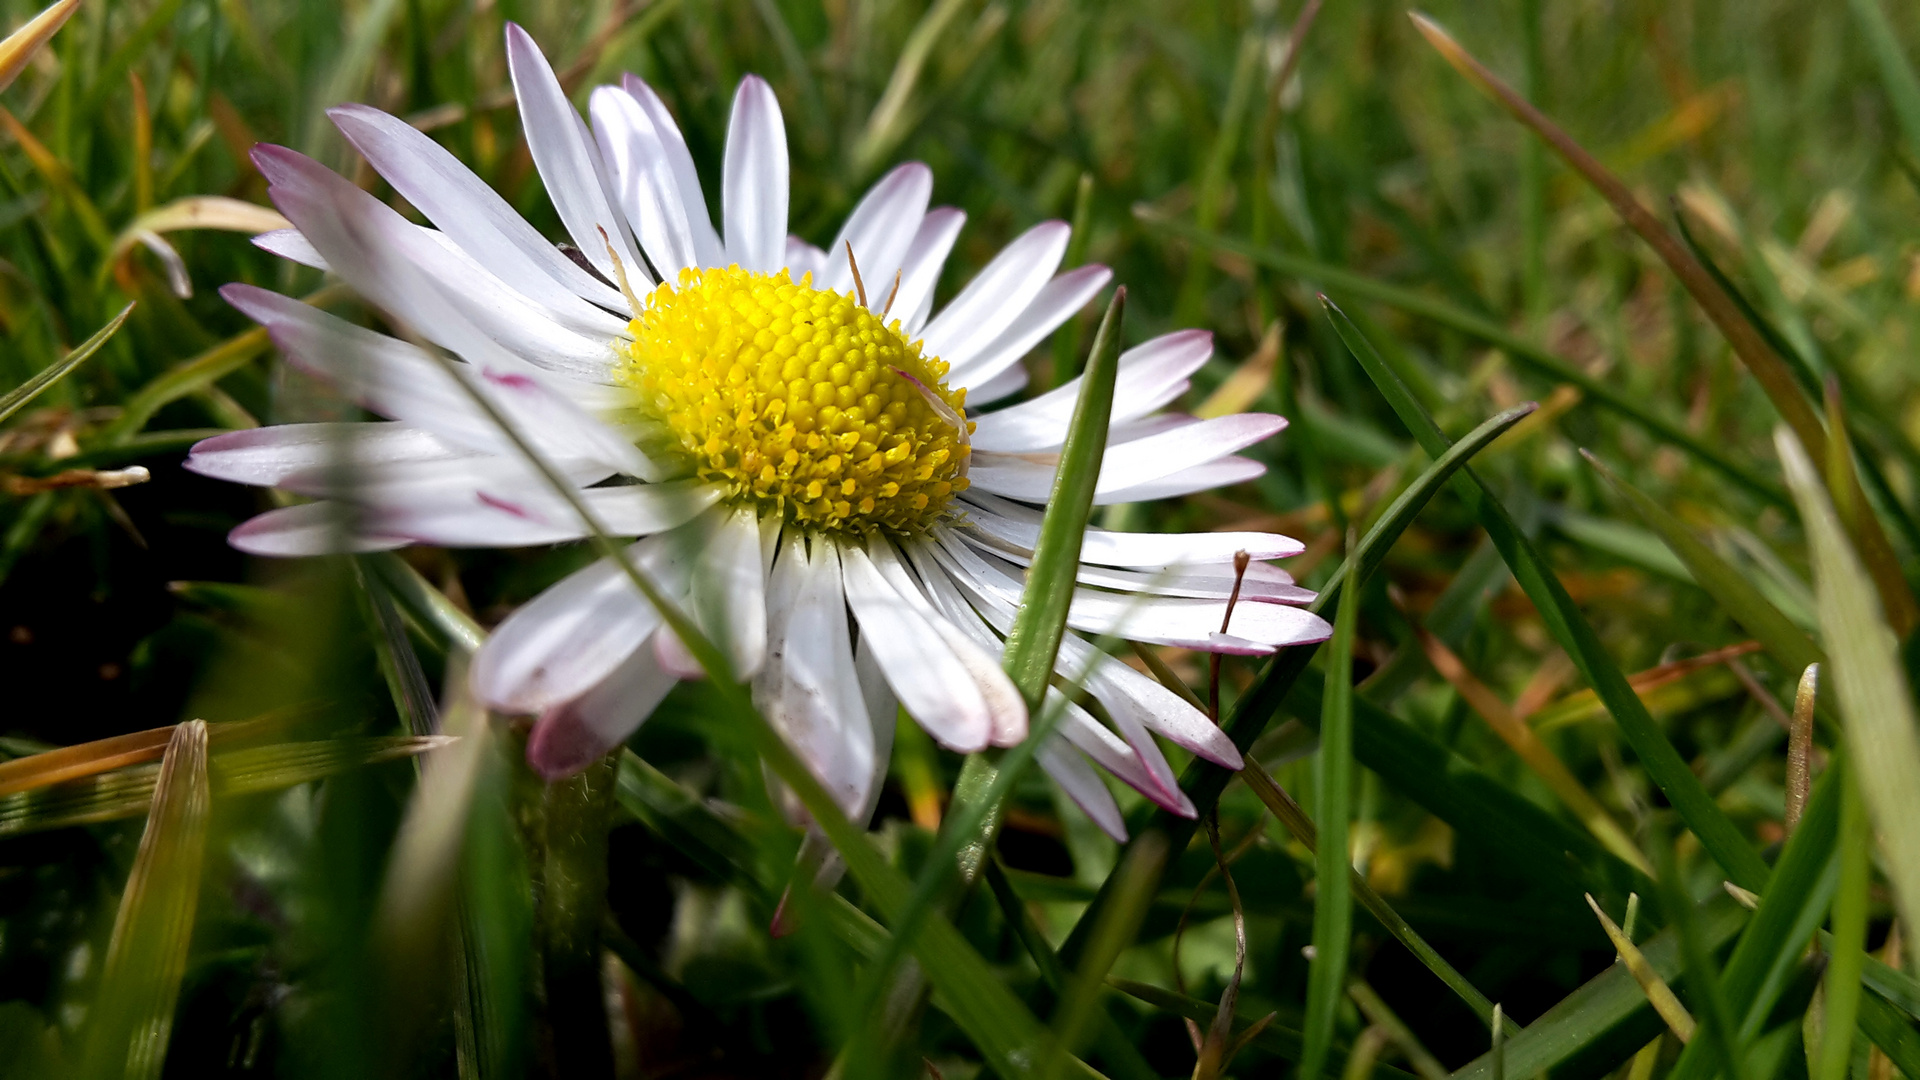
[82,720,210,1080]
[1107,979,1419,1080]
[0,302,132,426]
[1133,208,1784,506]
[1326,300,1770,893]
[1780,430,1920,962]
[1585,452,1822,679]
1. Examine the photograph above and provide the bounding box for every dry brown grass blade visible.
[1585,892,1697,1044]
[0,708,307,797]
[1416,628,1652,875]
[1407,11,1917,637]
[1786,664,1820,833]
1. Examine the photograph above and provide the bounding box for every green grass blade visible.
[1003,286,1124,708]
[0,301,130,425]
[1585,451,1823,678]
[1044,831,1167,1078]
[1327,301,1771,893]
[82,719,210,1080]
[1779,430,1920,958]
[1819,775,1872,1080]
[1857,989,1920,1079]
[1654,829,1746,1080]
[1450,898,1750,1080]
[1135,209,1786,506]
[366,552,486,654]
[1299,556,1359,1080]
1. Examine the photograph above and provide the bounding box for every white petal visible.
[525,637,677,778]
[752,534,872,817]
[956,491,1304,568]
[253,145,625,387]
[968,414,1286,502]
[469,526,700,712]
[328,102,628,328]
[621,74,725,267]
[956,528,1314,603]
[228,501,410,557]
[1096,456,1268,504]
[853,635,898,821]
[839,542,992,752]
[684,506,769,679]
[918,221,1069,370]
[721,76,789,273]
[503,23,648,285]
[892,208,966,335]
[817,162,932,297]
[371,478,722,548]
[865,537,1026,746]
[1036,737,1127,842]
[221,284,652,475]
[784,236,830,283]
[591,86,701,280]
[930,530,1330,652]
[254,228,328,271]
[948,265,1111,389]
[970,329,1214,452]
[187,423,467,486]
[1048,688,1190,815]
[966,363,1028,406]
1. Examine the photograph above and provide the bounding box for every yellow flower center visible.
[615,266,971,533]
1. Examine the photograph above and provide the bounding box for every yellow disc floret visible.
[616,266,971,533]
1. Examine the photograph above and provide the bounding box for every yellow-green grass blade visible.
[1779,429,1920,966]
[0,0,78,92]
[1134,208,1785,507]
[1298,555,1359,1080]
[0,301,132,425]
[1818,776,1873,1080]
[1327,300,1771,893]
[82,720,210,1080]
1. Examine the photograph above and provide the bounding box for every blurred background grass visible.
[2,0,1919,1077]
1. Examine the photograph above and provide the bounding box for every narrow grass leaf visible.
[0,302,133,425]
[1045,832,1167,1079]
[1134,209,1784,505]
[1779,430,1920,961]
[1299,555,1360,1080]
[1847,0,1920,154]
[1586,894,1696,1043]
[84,720,210,1080]
[1108,979,1419,1080]
[366,552,486,653]
[1818,776,1873,1080]
[1327,300,1770,892]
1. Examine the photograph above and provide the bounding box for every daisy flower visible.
[187,25,1331,840]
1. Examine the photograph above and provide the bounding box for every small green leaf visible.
[0,302,132,426]
[83,719,210,1080]
[1327,300,1770,893]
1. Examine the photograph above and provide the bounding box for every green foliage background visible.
[2,0,1919,1077]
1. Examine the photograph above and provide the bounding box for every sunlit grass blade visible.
[1240,763,1499,1027]
[1585,894,1696,1043]
[0,0,78,92]
[100,195,290,296]
[82,719,210,1080]
[0,735,447,837]
[1326,300,1770,892]
[0,706,313,797]
[1452,898,1749,1080]
[0,301,132,426]
[1585,452,1823,678]
[1298,550,1359,1080]
[851,0,971,175]
[1818,776,1872,1080]
[1779,429,1920,961]
[1408,10,1917,635]
[1133,208,1785,506]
